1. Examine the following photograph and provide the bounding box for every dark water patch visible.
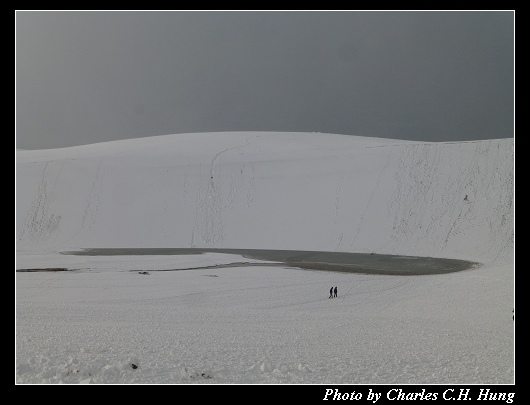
[63,248,479,275]
[16,268,72,273]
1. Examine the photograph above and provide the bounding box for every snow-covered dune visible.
[16,132,513,264]
[15,132,515,384]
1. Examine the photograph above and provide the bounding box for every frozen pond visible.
[63,248,478,275]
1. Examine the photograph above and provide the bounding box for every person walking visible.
[334,286,337,298]
[329,286,334,299]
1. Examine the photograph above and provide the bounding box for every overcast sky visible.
[15,11,514,150]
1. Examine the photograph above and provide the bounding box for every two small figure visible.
[329,286,337,299]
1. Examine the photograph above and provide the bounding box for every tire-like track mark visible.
[18,160,65,243]
[79,159,104,232]
[349,146,394,249]
[197,137,255,247]
[333,172,344,241]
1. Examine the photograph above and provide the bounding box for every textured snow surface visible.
[16,132,514,384]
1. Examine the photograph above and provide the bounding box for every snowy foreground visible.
[16,132,514,384]
[16,253,513,384]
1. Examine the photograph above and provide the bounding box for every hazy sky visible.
[16,11,514,150]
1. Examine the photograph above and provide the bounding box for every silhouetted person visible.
[329,287,334,299]
[334,286,337,298]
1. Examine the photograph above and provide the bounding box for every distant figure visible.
[329,287,334,299]
[334,286,337,298]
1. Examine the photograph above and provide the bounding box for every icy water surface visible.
[64,248,478,275]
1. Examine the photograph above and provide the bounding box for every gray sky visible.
[16,11,514,150]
